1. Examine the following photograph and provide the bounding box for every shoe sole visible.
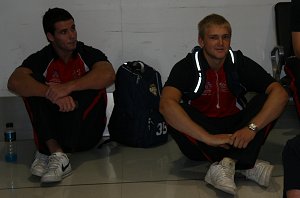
[41,169,72,183]
[205,174,236,195]
[31,169,47,177]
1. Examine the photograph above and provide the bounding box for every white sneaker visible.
[30,151,49,177]
[205,157,237,195]
[41,152,72,183]
[242,160,274,187]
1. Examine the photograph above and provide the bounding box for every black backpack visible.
[107,61,168,148]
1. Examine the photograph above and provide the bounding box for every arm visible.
[250,82,289,128]
[46,61,115,102]
[7,67,77,112]
[291,0,300,58]
[292,32,300,58]
[67,61,115,91]
[7,67,48,97]
[231,82,289,148]
[159,86,233,147]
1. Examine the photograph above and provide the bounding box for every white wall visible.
[0,0,290,96]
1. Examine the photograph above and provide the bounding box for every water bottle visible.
[4,122,17,162]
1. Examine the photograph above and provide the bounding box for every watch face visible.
[248,123,258,131]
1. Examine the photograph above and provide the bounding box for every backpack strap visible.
[192,47,203,94]
[189,46,237,99]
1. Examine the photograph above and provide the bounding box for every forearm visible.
[159,99,210,143]
[66,61,115,92]
[292,32,300,58]
[249,83,288,130]
[7,69,48,97]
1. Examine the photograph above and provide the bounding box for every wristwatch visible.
[248,123,258,132]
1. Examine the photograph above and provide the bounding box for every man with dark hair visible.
[7,8,115,183]
[159,14,288,195]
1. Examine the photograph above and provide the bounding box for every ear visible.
[198,36,204,48]
[46,32,54,42]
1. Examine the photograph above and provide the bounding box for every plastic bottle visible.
[4,122,17,162]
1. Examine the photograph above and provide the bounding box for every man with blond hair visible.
[160,14,288,194]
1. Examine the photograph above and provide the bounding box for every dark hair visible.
[42,8,74,35]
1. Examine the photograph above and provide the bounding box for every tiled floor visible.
[0,104,299,198]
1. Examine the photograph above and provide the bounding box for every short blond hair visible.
[198,14,232,39]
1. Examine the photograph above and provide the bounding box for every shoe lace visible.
[246,163,263,179]
[48,155,62,170]
[38,153,48,162]
[33,152,48,166]
[215,165,234,183]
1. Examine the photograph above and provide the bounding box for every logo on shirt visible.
[48,70,61,84]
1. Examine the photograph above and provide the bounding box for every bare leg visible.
[287,190,300,198]
[46,139,64,153]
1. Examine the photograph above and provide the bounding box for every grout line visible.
[0,178,200,191]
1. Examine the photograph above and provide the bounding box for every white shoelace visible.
[33,152,48,166]
[48,155,63,170]
[215,165,234,183]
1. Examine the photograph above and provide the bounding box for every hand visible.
[54,96,77,112]
[206,134,233,149]
[231,128,256,149]
[45,82,72,102]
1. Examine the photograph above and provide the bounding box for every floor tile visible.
[0,103,298,198]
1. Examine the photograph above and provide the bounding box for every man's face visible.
[47,19,77,53]
[198,24,231,61]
